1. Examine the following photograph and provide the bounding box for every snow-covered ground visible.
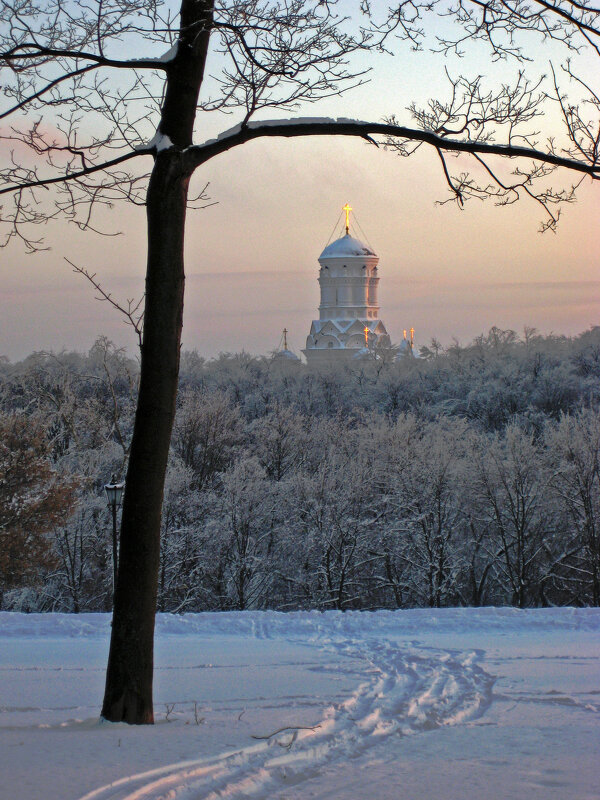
[1,608,598,800]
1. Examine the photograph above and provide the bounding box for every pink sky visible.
[1,21,598,360]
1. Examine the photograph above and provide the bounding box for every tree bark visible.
[101,153,189,723]
[101,0,214,725]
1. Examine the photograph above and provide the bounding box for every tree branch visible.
[0,149,148,196]
[185,117,600,178]
[66,259,144,350]
[0,43,171,71]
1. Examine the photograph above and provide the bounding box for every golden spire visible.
[342,202,352,235]
[410,327,415,345]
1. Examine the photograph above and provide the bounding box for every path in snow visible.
[77,637,494,800]
[1,608,598,800]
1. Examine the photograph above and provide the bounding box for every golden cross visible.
[283,328,288,349]
[410,327,415,343]
[343,203,352,234]
[364,325,369,346]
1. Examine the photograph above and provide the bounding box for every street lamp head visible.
[104,474,125,509]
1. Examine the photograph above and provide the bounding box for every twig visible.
[67,258,144,349]
[193,701,205,725]
[251,724,321,740]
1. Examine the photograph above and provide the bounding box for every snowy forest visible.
[2,325,600,613]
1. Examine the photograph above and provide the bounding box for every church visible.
[303,204,405,365]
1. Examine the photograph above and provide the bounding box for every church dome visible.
[273,348,300,362]
[304,205,391,366]
[319,234,376,260]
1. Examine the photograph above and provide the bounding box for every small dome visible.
[319,234,376,260]
[394,339,415,360]
[273,348,300,362]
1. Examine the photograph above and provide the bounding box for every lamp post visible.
[104,475,125,598]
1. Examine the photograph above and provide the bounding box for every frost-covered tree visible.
[51,495,112,613]
[0,341,137,470]
[546,410,600,605]
[288,448,378,610]
[0,344,138,612]
[249,404,307,482]
[384,419,468,608]
[472,424,552,607]
[207,456,277,610]
[157,456,207,611]
[1,1,599,721]
[3,332,600,613]
[172,388,244,489]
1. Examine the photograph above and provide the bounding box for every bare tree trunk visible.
[101,153,189,723]
[101,0,214,725]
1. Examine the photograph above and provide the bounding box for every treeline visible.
[1,326,600,612]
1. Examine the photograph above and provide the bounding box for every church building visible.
[303,204,393,365]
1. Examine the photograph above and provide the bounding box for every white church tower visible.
[303,204,391,365]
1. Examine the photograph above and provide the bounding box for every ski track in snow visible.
[76,634,495,800]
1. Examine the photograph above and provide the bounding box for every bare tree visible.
[1,0,598,723]
[546,409,600,604]
[172,388,244,488]
[384,418,468,608]
[472,424,551,607]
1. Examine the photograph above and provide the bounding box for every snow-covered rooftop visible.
[273,348,300,361]
[319,234,377,260]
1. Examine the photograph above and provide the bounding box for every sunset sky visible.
[1,5,598,361]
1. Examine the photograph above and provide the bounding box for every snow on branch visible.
[0,42,173,71]
[188,117,600,179]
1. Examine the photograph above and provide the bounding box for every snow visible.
[136,132,174,152]
[0,608,598,800]
[156,42,179,64]
[217,123,242,140]
[319,233,376,258]
[204,117,371,148]
[246,117,340,129]
[273,349,300,361]
[126,43,178,65]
